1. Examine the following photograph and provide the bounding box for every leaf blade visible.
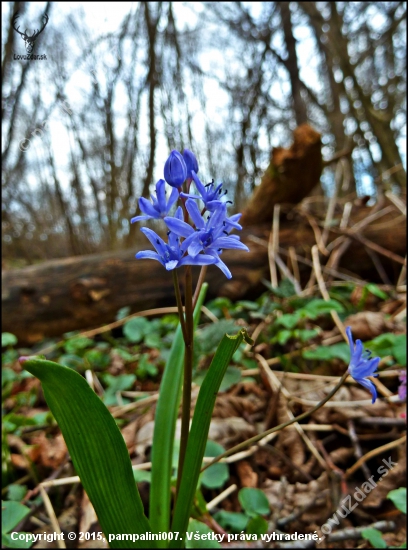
[22,358,152,549]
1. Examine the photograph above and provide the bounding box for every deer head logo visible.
[13,11,49,54]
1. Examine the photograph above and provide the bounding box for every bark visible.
[2,201,405,345]
[240,124,322,226]
[279,2,308,126]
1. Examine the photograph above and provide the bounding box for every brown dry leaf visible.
[33,505,77,548]
[276,428,305,468]
[121,418,138,451]
[29,433,67,469]
[213,393,259,418]
[236,460,258,488]
[344,311,394,340]
[10,453,30,469]
[79,491,98,537]
[329,447,354,466]
[362,443,406,509]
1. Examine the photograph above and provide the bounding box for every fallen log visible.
[2,201,405,344]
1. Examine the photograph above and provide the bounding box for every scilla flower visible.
[346,326,380,404]
[130,179,178,223]
[183,149,199,179]
[180,171,225,211]
[135,207,216,271]
[164,150,187,188]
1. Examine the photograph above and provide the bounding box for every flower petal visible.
[164,216,194,238]
[155,179,167,213]
[186,199,205,229]
[212,237,249,251]
[167,186,179,212]
[139,197,159,218]
[354,377,378,404]
[136,250,162,264]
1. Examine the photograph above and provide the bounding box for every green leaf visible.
[7,485,27,501]
[84,349,111,369]
[21,358,152,548]
[276,312,301,330]
[133,469,152,484]
[196,320,239,354]
[273,330,292,345]
[102,373,136,405]
[301,299,344,319]
[116,306,131,321]
[170,328,252,545]
[58,354,84,370]
[2,500,31,533]
[388,487,407,514]
[149,284,208,541]
[2,333,18,347]
[201,441,229,489]
[213,510,248,533]
[361,528,387,548]
[185,520,221,548]
[219,366,241,392]
[238,488,270,518]
[303,343,350,364]
[64,336,94,354]
[296,328,319,342]
[2,533,33,549]
[123,317,150,343]
[136,354,158,379]
[393,335,407,366]
[365,283,388,300]
[246,515,268,536]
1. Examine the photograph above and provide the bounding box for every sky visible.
[3,1,406,197]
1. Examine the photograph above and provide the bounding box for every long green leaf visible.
[22,357,152,549]
[170,329,252,546]
[149,284,208,540]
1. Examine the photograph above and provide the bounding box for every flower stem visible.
[201,370,350,472]
[192,266,208,310]
[176,266,194,497]
[172,270,188,344]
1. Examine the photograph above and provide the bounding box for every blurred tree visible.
[1,1,406,264]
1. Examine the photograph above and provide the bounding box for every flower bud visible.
[183,149,199,178]
[164,150,187,188]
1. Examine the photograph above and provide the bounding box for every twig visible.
[39,486,65,549]
[385,190,406,216]
[256,353,326,468]
[206,484,237,511]
[311,245,347,342]
[268,204,280,288]
[347,419,371,480]
[345,435,406,478]
[288,246,301,289]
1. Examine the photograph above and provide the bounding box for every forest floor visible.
[2,276,406,549]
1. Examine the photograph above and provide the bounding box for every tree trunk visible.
[2,201,405,344]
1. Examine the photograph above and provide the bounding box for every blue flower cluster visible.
[346,326,380,403]
[131,149,249,278]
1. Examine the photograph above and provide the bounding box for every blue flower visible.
[136,207,216,271]
[164,150,187,188]
[164,200,248,278]
[346,326,380,404]
[183,149,199,179]
[130,179,178,223]
[180,171,226,211]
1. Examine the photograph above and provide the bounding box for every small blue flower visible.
[346,326,380,404]
[130,179,178,223]
[136,207,216,271]
[180,171,225,211]
[183,149,199,179]
[164,150,187,188]
[164,200,248,278]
